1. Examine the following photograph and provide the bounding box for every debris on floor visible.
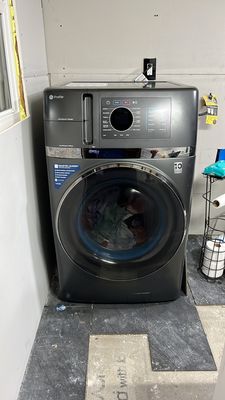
[56,304,66,312]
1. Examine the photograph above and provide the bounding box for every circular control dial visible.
[110,107,133,131]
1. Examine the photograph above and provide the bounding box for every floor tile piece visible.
[145,296,217,371]
[85,334,152,400]
[91,298,216,371]
[19,306,91,400]
[188,263,225,305]
[91,304,147,334]
[186,234,203,266]
[186,283,195,304]
[35,305,92,345]
[18,344,87,400]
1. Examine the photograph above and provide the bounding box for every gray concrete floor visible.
[18,236,225,400]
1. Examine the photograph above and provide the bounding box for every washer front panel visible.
[56,162,185,281]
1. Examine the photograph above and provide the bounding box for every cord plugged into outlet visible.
[143,58,157,80]
[134,58,157,82]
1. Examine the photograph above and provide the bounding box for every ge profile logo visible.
[48,94,64,100]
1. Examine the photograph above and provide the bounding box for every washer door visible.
[57,163,185,280]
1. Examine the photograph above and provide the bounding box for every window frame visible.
[0,0,20,132]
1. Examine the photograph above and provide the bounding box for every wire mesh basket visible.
[199,175,225,281]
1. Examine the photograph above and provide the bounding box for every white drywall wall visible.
[0,1,50,399]
[42,0,225,234]
[42,0,225,75]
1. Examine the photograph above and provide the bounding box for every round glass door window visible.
[78,184,160,260]
[57,164,185,280]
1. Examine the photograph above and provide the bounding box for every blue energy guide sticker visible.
[54,164,80,188]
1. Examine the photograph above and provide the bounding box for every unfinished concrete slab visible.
[197,305,225,368]
[85,334,152,400]
[85,333,220,400]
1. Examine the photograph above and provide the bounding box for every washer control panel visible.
[101,97,171,139]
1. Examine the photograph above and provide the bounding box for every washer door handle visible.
[83,94,93,145]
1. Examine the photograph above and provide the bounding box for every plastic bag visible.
[203,160,225,178]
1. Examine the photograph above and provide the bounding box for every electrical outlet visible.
[143,58,157,80]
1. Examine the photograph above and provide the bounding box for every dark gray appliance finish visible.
[44,81,198,149]
[44,81,198,303]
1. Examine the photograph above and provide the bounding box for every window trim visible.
[0,0,20,132]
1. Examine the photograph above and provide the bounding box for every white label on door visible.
[174,161,183,174]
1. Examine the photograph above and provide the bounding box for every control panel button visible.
[113,100,121,106]
[122,100,130,106]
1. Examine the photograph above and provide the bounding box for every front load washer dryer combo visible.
[44,81,198,303]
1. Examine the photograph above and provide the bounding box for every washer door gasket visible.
[56,162,186,281]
